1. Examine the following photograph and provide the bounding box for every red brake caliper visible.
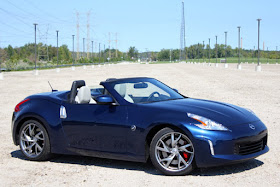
[183,152,189,161]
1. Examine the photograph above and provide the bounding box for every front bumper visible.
[182,120,269,168]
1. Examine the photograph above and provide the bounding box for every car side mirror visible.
[96,95,114,105]
[173,88,179,93]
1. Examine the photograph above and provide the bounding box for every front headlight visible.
[187,113,229,131]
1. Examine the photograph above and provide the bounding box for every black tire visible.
[150,127,195,176]
[19,120,51,161]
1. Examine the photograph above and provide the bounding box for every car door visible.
[61,102,129,153]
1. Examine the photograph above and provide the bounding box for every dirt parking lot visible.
[0,63,279,186]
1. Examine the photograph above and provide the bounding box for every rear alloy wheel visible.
[19,120,51,161]
[150,128,195,175]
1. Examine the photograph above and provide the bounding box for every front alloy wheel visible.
[150,128,195,175]
[19,120,51,161]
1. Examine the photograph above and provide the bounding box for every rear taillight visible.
[15,99,30,112]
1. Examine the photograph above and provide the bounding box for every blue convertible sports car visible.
[12,77,268,175]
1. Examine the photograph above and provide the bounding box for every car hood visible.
[148,98,260,126]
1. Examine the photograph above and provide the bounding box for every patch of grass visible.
[150,57,279,64]
[189,57,278,64]
[149,61,178,64]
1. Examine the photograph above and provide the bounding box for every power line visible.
[0,8,32,28]
[0,28,33,37]
[6,0,38,18]
[0,20,32,34]
[23,0,74,24]
[6,0,73,25]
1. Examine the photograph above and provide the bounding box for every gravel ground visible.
[0,62,279,186]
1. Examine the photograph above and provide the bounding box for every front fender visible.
[126,106,192,158]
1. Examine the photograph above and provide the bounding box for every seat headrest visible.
[70,80,86,103]
[76,86,92,104]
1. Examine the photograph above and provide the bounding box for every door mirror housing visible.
[96,95,114,105]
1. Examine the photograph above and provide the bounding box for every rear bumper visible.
[182,120,269,168]
[11,112,17,145]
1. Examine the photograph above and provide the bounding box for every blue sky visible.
[0,0,279,52]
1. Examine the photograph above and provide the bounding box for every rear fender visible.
[12,99,67,153]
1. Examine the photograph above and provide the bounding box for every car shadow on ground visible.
[191,159,264,176]
[11,150,263,176]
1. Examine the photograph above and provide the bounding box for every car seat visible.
[75,86,96,104]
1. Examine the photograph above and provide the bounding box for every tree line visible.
[0,43,279,69]
[0,43,140,69]
[154,44,280,61]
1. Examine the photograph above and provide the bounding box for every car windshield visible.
[110,78,184,103]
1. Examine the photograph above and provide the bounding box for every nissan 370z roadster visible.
[11,77,268,175]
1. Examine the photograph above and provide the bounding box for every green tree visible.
[128,46,138,60]
[6,45,14,58]
[151,51,157,61]
[158,49,170,61]
[0,48,7,62]
[59,45,71,62]
[172,49,179,61]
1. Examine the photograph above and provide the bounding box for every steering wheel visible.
[147,91,161,102]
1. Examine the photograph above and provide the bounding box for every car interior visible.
[69,80,113,105]
[114,84,134,103]
[68,80,172,105]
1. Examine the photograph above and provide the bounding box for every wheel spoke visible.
[161,154,176,168]
[177,154,188,169]
[25,142,36,152]
[36,143,43,152]
[35,144,38,155]
[171,133,175,147]
[179,144,193,154]
[28,125,35,136]
[23,132,32,142]
[28,125,32,135]
[174,134,181,146]
[171,133,182,147]
[156,146,170,153]
[35,131,43,140]
[159,140,171,153]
